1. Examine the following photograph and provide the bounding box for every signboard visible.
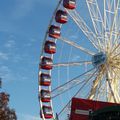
[70,97,119,120]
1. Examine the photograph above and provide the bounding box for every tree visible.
[0,78,17,120]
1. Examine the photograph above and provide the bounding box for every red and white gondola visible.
[44,40,56,54]
[63,0,76,9]
[55,10,68,24]
[41,89,51,102]
[42,106,53,119]
[49,25,61,39]
[39,73,51,86]
[40,57,53,70]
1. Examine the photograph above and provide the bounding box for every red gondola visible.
[63,0,76,9]
[41,89,51,102]
[44,41,56,54]
[55,10,68,24]
[40,57,53,70]
[40,73,51,86]
[49,25,61,39]
[43,106,53,119]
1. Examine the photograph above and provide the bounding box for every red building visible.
[70,97,120,120]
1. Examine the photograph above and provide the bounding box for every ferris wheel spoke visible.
[88,69,104,99]
[59,36,95,55]
[111,69,120,102]
[107,76,117,103]
[105,65,120,103]
[51,68,95,98]
[104,0,108,50]
[58,68,98,116]
[104,0,113,49]
[53,61,92,67]
[66,9,100,50]
[86,0,105,50]
[95,76,107,100]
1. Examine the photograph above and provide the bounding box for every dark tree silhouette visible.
[0,79,17,120]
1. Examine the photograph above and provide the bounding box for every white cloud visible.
[0,52,9,60]
[4,40,16,48]
[17,113,40,120]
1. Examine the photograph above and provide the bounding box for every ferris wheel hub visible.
[92,52,107,68]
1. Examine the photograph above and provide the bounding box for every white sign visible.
[75,109,92,115]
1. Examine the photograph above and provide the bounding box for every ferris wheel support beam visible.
[86,0,105,51]
[106,67,120,103]
[66,9,100,50]
[59,37,95,55]
[111,69,120,102]
[95,76,107,101]
[88,69,104,99]
[107,77,117,103]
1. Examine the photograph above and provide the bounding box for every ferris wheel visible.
[38,0,120,119]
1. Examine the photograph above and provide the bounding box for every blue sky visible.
[0,0,57,120]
